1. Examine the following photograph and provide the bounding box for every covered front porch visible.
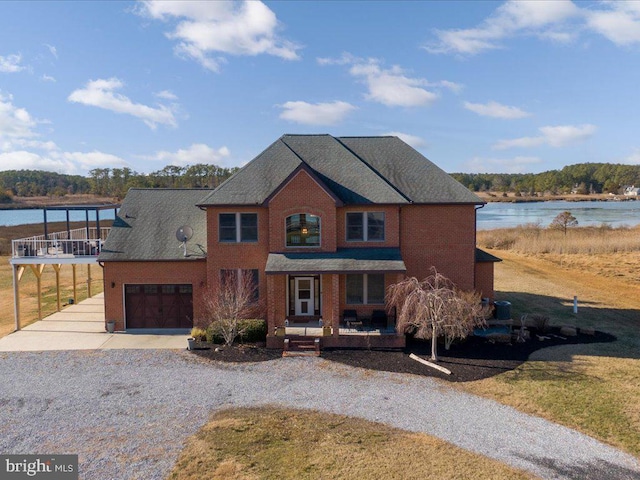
[263,247,407,349]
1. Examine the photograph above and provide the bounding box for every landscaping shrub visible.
[238,319,267,343]
[205,319,266,344]
[190,327,207,342]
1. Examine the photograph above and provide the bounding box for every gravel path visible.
[1,350,639,480]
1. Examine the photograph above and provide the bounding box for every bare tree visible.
[550,211,578,236]
[202,269,262,346]
[387,269,488,361]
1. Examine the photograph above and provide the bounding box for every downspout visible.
[474,203,485,291]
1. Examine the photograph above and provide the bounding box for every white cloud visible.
[0,151,75,173]
[0,92,38,140]
[278,101,355,125]
[493,124,596,149]
[136,0,301,72]
[143,143,231,167]
[44,44,58,59]
[155,90,178,101]
[68,78,177,129]
[383,131,427,149]
[463,155,542,173]
[42,74,56,83]
[0,53,25,73]
[319,54,456,108]
[586,1,640,46]
[0,91,129,174]
[425,0,580,55]
[464,100,531,119]
[349,61,438,107]
[426,0,640,55]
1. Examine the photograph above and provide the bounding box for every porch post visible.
[13,265,23,331]
[331,274,340,337]
[266,274,276,333]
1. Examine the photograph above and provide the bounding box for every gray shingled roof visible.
[198,134,483,206]
[475,248,502,263]
[264,248,406,274]
[99,189,209,262]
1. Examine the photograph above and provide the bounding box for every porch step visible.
[282,337,321,357]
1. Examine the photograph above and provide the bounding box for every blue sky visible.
[1,0,639,176]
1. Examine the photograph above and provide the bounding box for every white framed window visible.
[286,213,321,247]
[219,213,258,243]
[346,212,385,242]
[346,273,385,304]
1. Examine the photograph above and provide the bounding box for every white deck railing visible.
[11,227,110,259]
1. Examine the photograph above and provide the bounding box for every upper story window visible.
[219,213,258,243]
[286,213,320,247]
[346,212,385,242]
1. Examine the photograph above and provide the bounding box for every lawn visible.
[168,407,535,480]
[463,226,640,457]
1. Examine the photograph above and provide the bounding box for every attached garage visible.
[125,284,193,329]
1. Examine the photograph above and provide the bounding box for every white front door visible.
[294,277,314,316]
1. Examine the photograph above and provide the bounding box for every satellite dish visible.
[176,225,194,257]
[176,225,193,243]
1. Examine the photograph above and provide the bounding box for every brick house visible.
[99,134,499,348]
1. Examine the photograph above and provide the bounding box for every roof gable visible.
[199,134,482,207]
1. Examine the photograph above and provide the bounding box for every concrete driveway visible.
[0,293,190,351]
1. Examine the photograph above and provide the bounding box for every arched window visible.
[286,213,320,247]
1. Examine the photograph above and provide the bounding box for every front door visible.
[294,277,314,316]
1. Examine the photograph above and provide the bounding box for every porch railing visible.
[11,227,110,259]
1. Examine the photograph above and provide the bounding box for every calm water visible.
[477,200,640,229]
[0,208,116,227]
[1,202,638,230]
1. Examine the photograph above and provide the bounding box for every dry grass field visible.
[168,407,534,480]
[469,226,640,457]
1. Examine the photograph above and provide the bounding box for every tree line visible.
[2,161,640,203]
[451,163,640,195]
[0,164,239,201]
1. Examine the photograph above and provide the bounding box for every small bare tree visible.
[550,211,578,236]
[387,269,489,361]
[202,270,261,346]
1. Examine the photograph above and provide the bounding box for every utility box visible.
[494,301,511,320]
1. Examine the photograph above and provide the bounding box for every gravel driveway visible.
[1,350,639,480]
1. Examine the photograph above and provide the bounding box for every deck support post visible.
[13,265,24,331]
[30,264,45,320]
[72,264,77,304]
[53,264,62,312]
[87,264,92,298]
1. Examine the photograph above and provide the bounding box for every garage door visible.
[125,284,193,329]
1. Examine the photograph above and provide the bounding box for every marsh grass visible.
[478,224,640,255]
[168,407,535,480]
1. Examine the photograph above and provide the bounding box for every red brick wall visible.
[103,260,207,330]
[400,205,476,290]
[475,262,496,300]
[268,170,337,252]
[205,206,270,305]
[336,205,400,248]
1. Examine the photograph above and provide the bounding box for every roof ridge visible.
[333,137,412,203]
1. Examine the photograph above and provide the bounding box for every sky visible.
[1,0,640,177]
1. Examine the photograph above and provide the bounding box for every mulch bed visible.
[190,328,615,382]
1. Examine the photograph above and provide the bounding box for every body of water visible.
[0,208,116,227]
[477,200,640,229]
[1,201,638,230]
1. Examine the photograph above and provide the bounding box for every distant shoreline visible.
[0,194,118,210]
[475,192,637,203]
